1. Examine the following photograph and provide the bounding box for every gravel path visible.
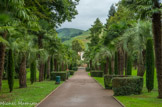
[37,67,122,107]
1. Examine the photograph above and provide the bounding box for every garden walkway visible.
[37,67,122,107]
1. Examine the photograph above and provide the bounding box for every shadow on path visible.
[37,67,122,107]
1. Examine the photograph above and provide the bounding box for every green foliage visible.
[146,39,155,92]
[72,39,85,52]
[112,76,143,96]
[90,71,103,77]
[50,71,68,81]
[7,49,15,92]
[126,56,132,75]
[30,60,37,84]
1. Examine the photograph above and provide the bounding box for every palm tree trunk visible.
[39,62,44,81]
[118,48,124,75]
[104,57,109,74]
[125,53,128,75]
[111,57,114,74]
[19,55,27,88]
[54,58,58,71]
[95,63,98,70]
[47,57,50,79]
[137,50,146,76]
[90,60,93,70]
[0,32,7,90]
[62,62,64,71]
[152,0,162,98]
[38,34,44,81]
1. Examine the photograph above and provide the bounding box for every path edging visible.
[90,75,125,107]
[112,96,125,107]
[35,81,66,107]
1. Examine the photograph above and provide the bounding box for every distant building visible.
[78,52,84,60]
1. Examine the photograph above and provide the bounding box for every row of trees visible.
[0,0,80,92]
[84,0,161,98]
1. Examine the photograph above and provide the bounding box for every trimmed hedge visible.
[90,71,103,77]
[104,75,127,89]
[72,67,78,71]
[69,70,75,75]
[112,76,143,96]
[50,71,68,81]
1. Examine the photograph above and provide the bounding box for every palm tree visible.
[120,20,152,76]
[0,0,29,90]
[94,46,112,74]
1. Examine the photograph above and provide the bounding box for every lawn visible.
[89,70,162,107]
[0,70,64,107]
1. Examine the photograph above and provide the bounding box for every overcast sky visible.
[59,0,120,30]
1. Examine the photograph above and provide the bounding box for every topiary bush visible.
[86,67,91,72]
[104,75,127,89]
[146,39,155,92]
[90,71,103,77]
[112,76,143,96]
[50,71,68,81]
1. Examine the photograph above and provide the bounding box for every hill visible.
[63,30,90,49]
[57,28,84,42]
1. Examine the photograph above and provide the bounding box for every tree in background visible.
[72,39,85,53]
[108,4,116,18]
[146,38,155,92]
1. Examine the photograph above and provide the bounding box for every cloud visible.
[59,0,120,30]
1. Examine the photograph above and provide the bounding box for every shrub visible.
[30,60,37,84]
[86,67,91,72]
[69,70,75,75]
[112,76,143,96]
[90,71,103,77]
[104,75,127,89]
[126,56,132,75]
[146,39,155,92]
[50,71,68,81]
[8,50,15,92]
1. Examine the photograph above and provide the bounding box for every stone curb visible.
[112,96,125,107]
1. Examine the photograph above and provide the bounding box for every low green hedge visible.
[50,71,68,81]
[90,71,103,77]
[112,76,143,96]
[104,75,128,89]
[72,67,78,71]
[69,70,75,75]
